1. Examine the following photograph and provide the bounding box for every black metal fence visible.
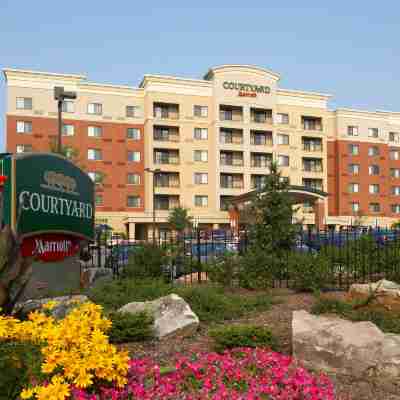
[85,227,400,289]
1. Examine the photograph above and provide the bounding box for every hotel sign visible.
[223,81,271,98]
[0,153,94,261]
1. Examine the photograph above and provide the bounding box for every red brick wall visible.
[6,115,145,213]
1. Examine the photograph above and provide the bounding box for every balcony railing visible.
[303,143,323,152]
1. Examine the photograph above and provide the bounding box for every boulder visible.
[293,310,400,387]
[13,295,89,320]
[118,294,199,339]
[347,279,400,312]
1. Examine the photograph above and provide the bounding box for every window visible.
[16,97,32,110]
[390,150,400,160]
[220,174,243,189]
[303,158,323,172]
[275,113,289,124]
[368,128,379,138]
[302,137,322,152]
[16,144,32,153]
[251,153,271,168]
[127,151,141,162]
[369,184,379,194]
[302,116,322,131]
[88,126,102,138]
[16,121,32,134]
[303,178,323,191]
[194,173,208,184]
[391,204,400,214]
[391,168,400,178]
[194,105,208,117]
[251,175,267,189]
[351,202,360,213]
[347,126,359,136]
[368,146,379,156]
[127,128,141,140]
[95,194,103,206]
[126,105,139,118]
[389,132,400,143]
[277,134,289,145]
[88,171,104,184]
[127,173,141,185]
[194,195,208,207]
[392,186,400,196]
[277,155,289,167]
[348,144,359,155]
[369,203,380,213]
[62,101,74,113]
[194,150,208,162]
[194,128,208,140]
[368,165,380,176]
[348,183,359,193]
[348,164,360,175]
[127,196,141,208]
[87,149,102,161]
[62,124,74,136]
[87,103,102,115]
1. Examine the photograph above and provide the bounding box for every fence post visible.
[197,228,202,283]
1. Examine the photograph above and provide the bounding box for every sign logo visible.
[41,171,78,195]
[223,81,271,98]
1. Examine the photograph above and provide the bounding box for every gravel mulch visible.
[119,289,400,400]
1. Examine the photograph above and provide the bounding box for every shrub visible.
[108,311,154,343]
[0,341,42,400]
[206,253,240,287]
[123,244,168,279]
[288,252,332,292]
[209,325,276,353]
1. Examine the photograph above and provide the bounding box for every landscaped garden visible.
[1,164,400,399]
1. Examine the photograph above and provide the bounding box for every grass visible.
[88,278,272,324]
[312,296,400,334]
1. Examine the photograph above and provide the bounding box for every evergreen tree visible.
[168,207,192,235]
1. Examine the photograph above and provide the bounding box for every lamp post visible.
[54,87,77,154]
[145,168,161,242]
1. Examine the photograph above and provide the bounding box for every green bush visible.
[288,252,332,292]
[123,244,168,279]
[0,341,43,400]
[209,325,277,353]
[312,296,400,334]
[207,253,240,287]
[88,278,173,310]
[108,311,154,343]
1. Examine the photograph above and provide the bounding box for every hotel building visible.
[3,65,400,238]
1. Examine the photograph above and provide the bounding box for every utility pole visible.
[54,87,77,154]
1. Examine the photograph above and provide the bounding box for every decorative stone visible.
[293,310,400,388]
[118,294,199,339]
[12,295,89,320]
[347,279,400,312]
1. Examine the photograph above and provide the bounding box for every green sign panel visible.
[0,153,94,240]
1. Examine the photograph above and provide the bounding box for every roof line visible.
[3,67,86,81]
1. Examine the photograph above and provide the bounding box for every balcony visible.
[220,151,244,167]
[302,137,323,152]
[154,149,180,165]
[155,172,180,188]
[251,174,268,190]
[250,107,272,124]
[302,158,323,173]
[153,102,179,120]
[219,128,243,144]
[220,173,244,189]
[302,116,323,131]
[251,152,272,168]
[219,105,243,122]
[154,195,180,210]
[302,178,323,191]
[250,130,273,146]
[220,195,235,211]
[153,125,179,142]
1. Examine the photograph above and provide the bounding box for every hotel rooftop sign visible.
[223,81,271,98]
[0,153,94,260]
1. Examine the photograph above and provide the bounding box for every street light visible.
[145,168,161,242]
[54,86,77,154]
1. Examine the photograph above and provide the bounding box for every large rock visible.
[293,310,400,387]
[347,279,400,312]
[13,295,89,320]
[118,294,199,339]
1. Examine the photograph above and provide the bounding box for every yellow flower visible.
[42,300,60,310]
[20,388,36,399]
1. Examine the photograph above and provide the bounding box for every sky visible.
[0,1,399,150]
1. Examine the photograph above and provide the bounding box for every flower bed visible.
[73,348,336,400]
